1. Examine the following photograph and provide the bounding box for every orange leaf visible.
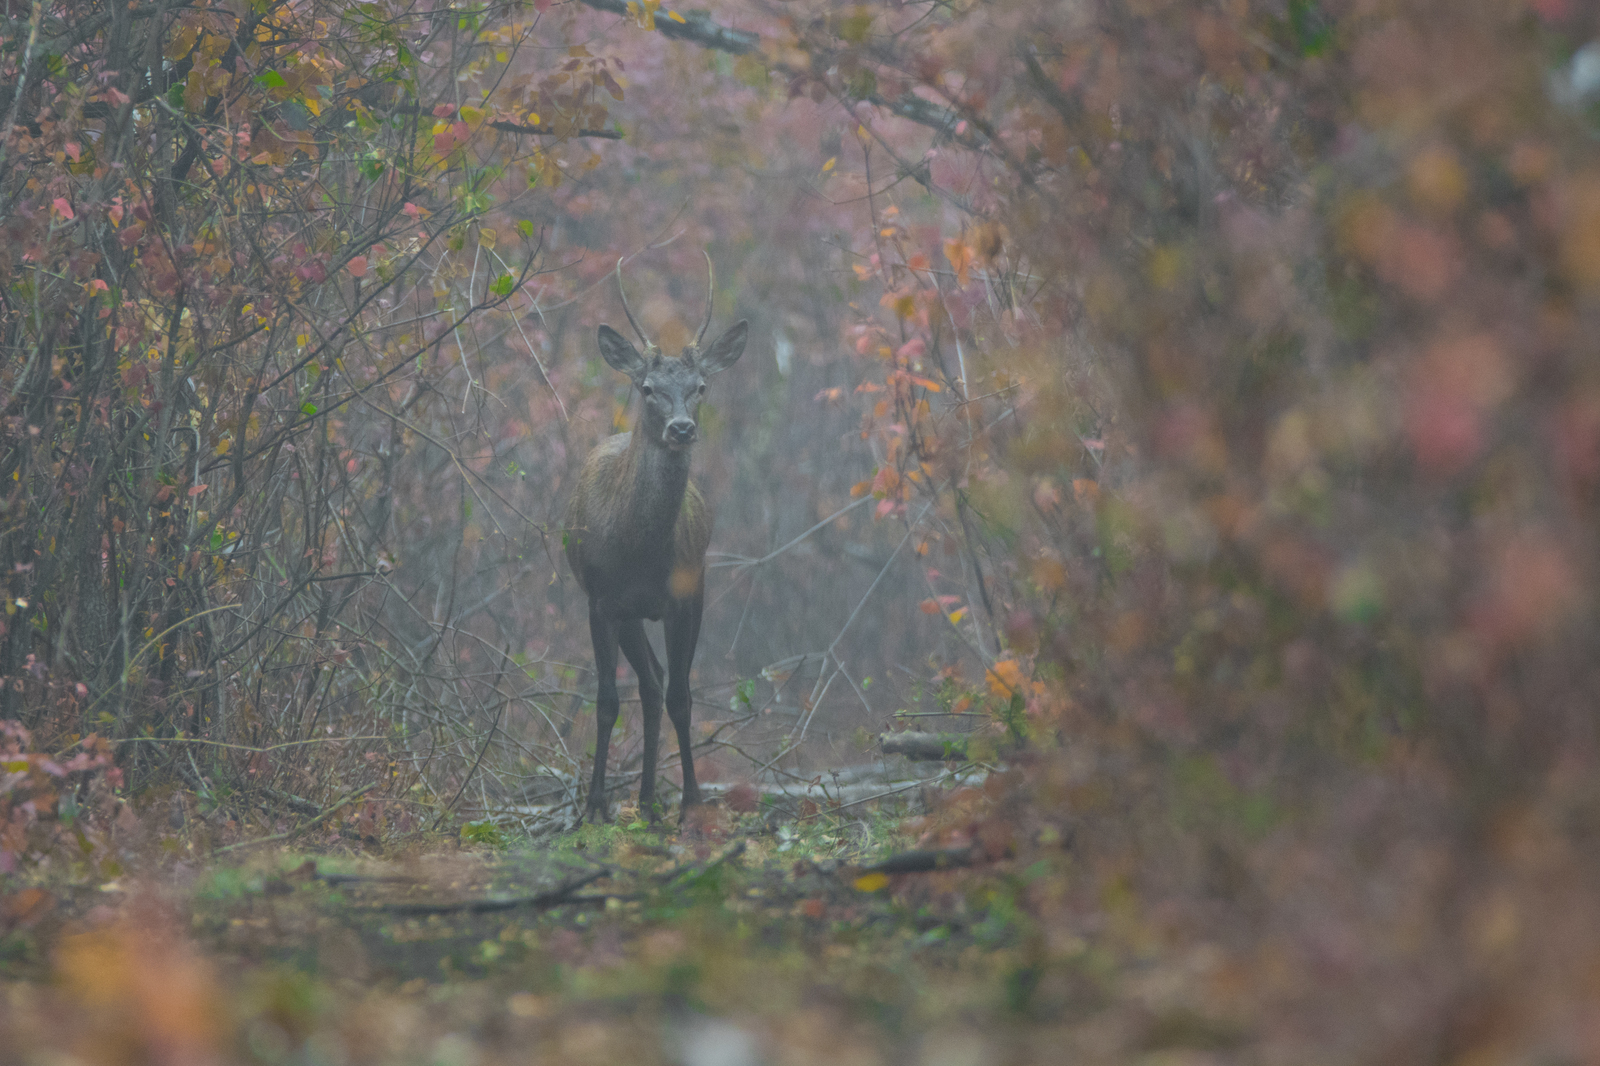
[919,598,940,614]
[944,238,972,286]
[986,658,1024,697]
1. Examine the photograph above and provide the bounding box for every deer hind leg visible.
[664,593,705,816]
[585,607,622,823]
[618,618,666,821]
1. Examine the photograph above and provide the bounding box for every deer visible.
[565,254,747,824]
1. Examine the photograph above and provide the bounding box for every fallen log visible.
[878,731,969,761]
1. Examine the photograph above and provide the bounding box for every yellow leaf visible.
[853,872,890,893]
[164,23,199,62]
[822,156,836,173]
[668,10,686,22]
[296,334,309,348]
[948,608,967,624]
[302,95,320,117]
[459,105,485,128]
[479,227,497,250]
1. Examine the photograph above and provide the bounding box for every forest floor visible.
[0,801,1167,1066]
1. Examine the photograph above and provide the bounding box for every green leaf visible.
[1288,0,1333,57]
[300,401,318,416]
[489,273,514,298]
[840,11,873,43]
[255,70,288,89]
[844,68,877,101]
[517,219,534,240]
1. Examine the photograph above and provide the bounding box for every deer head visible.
[597,253,748,450]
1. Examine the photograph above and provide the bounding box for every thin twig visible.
[213,782,378,854]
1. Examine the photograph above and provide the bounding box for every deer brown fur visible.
[565,256,747,822]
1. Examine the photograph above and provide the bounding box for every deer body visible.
[566,432,710,623]
[565,258,746,823]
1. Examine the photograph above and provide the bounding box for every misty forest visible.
[3,0,1600,1063]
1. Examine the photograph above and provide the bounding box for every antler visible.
[695,249,716,347]
[615,257,655,352]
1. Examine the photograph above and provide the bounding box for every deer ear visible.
[597,325,647,379]
[698,320,748,376]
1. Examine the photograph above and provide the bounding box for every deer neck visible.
[623,428,692,546]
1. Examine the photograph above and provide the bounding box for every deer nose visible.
[666,419,697,444]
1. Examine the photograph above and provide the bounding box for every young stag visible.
[565,256,747,823]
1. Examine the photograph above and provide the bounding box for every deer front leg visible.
[619,619,666,822]
[586,607,622,824]
[664,594,705,818]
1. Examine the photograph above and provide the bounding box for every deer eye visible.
[640,385,653,397]
[697,383,707,395]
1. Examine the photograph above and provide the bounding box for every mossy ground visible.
[0,806,1105,1065]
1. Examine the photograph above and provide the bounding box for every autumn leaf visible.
[944,238,973,286]
[986,658,1024,698]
